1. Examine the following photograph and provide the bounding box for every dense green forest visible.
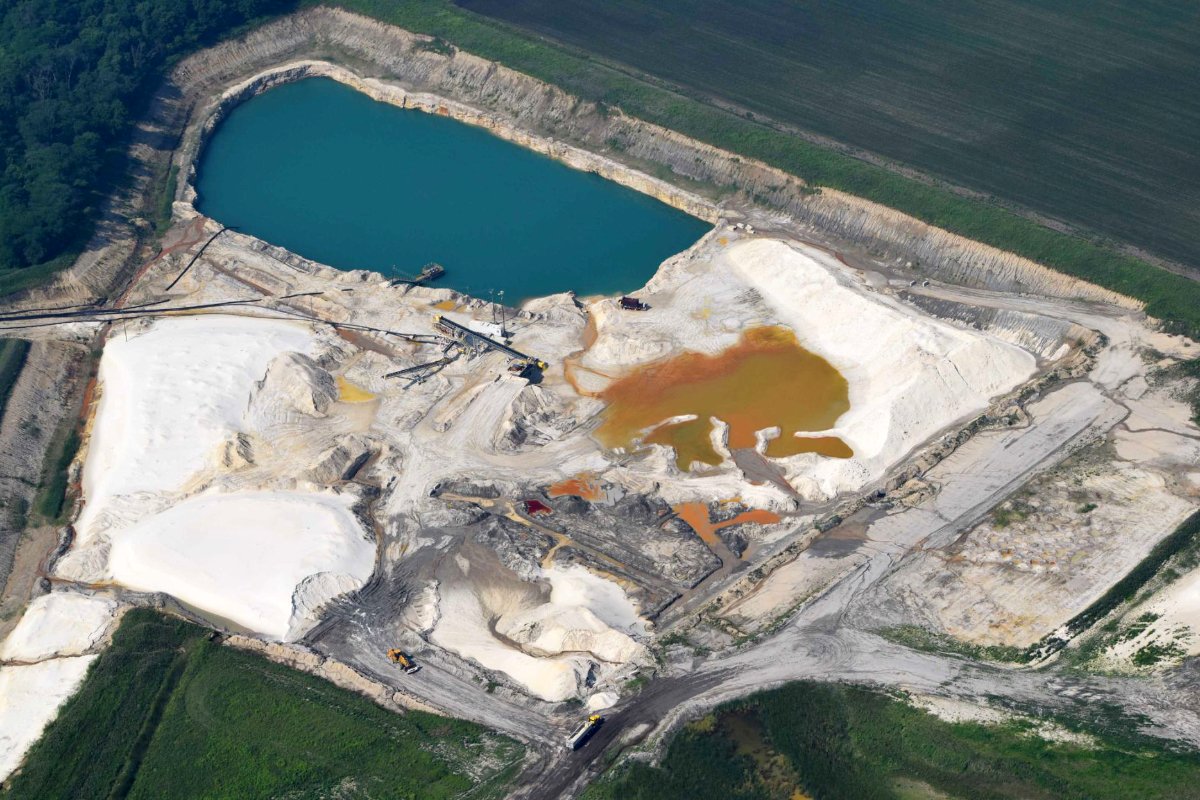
[0,0,292,293]
[584,682,1200,800]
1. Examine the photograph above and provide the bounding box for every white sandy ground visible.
[74,314,322,541]
[579,238,1037,504]
[0,656,96,779]
[0,592,118,661]
[431,561,649,701]
[909,694,1097,747]
[109,491,375,639]
[58,315,376,640]
[0,591,120,781]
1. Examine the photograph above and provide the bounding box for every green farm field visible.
[2,609,522,799]
[457,0,1200,274]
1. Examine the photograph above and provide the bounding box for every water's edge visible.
[178,59,723,241]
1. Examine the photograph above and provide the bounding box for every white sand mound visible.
[76,314,322,541]
[0,656,96,781]
[109,491,375,640]
[730,239,1036,497]
[434,578,585,702]
[432,560,649,701]
[248,351,338,421]
[66,315,375,641]
[496,605,642,663]
[583,238,1036,502]
[541,564,647,636]
[587,691,620,712]
[0,593,117,662]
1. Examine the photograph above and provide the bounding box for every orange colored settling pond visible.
[675,502,782,550]
[595,326,853,469]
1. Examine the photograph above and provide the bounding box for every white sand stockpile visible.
[432,559,649,701]
[0,592,117,661]
[583,238,1036,501]
[75,314,320,537]
[60,315,376,640]
[0,592,119,781]
[0,657,95,779]
[109,491,374,639]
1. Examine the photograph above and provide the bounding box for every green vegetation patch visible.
[0,339,30,421]
[881,625,1028,665]
[154,166,180,236]
[32,426,80,523]
[0,0,294,295]
[584,682,1200,800]
[326,0,1200,339]
[3,609,522,799]
[1060,510,1200,643]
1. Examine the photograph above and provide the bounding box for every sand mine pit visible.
[47,212,1056,710]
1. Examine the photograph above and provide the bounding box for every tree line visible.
[0,0,292,281]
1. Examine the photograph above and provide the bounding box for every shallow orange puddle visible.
[596,326,852,469]
[336,376,375,403]
[548,473,605,501]
[676,502,782,550]
[432,299,457,311]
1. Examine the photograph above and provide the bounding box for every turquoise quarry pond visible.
[196,78,710,302]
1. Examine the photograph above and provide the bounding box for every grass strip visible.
[1058,510,1200,642]
[32,427,81,523]
[0,339,30,422]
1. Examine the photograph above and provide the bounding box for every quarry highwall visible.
[167,5,1140,311]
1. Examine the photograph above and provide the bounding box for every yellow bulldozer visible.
[387,649,421,674]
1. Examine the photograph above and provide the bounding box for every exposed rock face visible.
[220,432,255,470]
[289,571,371,640]
[900,292,1097,360]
